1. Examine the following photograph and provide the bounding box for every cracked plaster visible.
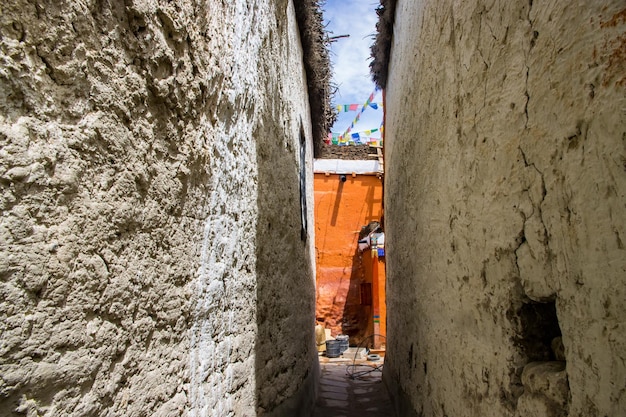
[382,1,626,416]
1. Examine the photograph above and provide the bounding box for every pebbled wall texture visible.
[382,1,626,417]
[0,0,318,416]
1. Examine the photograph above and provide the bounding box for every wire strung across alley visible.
[345,334,387,380]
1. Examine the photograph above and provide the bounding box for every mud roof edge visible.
[369,0,397,89]
[293,0,337,157]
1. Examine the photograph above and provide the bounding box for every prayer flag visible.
[336,89,384,143]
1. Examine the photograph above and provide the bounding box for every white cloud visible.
[323,0,383,136]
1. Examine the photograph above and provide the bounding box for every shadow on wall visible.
[330,178,344,226]
[254,118,317,416]
[341,248,372,346]
[314,174,382,343]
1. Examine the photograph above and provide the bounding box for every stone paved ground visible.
[312,359,396,417]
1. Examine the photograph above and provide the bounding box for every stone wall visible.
[383,1,626,417]
[317,144,376,160]
[0,1,318,416]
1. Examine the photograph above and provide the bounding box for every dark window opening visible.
[299,124,307,242]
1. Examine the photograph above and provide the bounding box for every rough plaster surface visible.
[0,1,317,416]
[383,1,626,417]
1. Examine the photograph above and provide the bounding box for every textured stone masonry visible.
[0,1,318,416]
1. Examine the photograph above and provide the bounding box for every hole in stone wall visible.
[512,299,570,415]
[516,300,563,361]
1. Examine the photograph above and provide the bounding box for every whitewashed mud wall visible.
[383,1,626,417]
[0,1,317,416]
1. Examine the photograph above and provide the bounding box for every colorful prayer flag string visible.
[337,87,382,142]
[326,128,383,146]
[335,103,382,112]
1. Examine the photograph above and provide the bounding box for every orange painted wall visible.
[314,173,385,344]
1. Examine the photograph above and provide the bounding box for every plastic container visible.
[335,335,349,354]
[325,340,341,358]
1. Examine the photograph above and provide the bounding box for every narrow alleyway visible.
[313,359,395,417]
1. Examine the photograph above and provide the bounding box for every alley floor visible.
[313,358,396,416]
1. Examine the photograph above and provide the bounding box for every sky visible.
[322,0,383,140]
